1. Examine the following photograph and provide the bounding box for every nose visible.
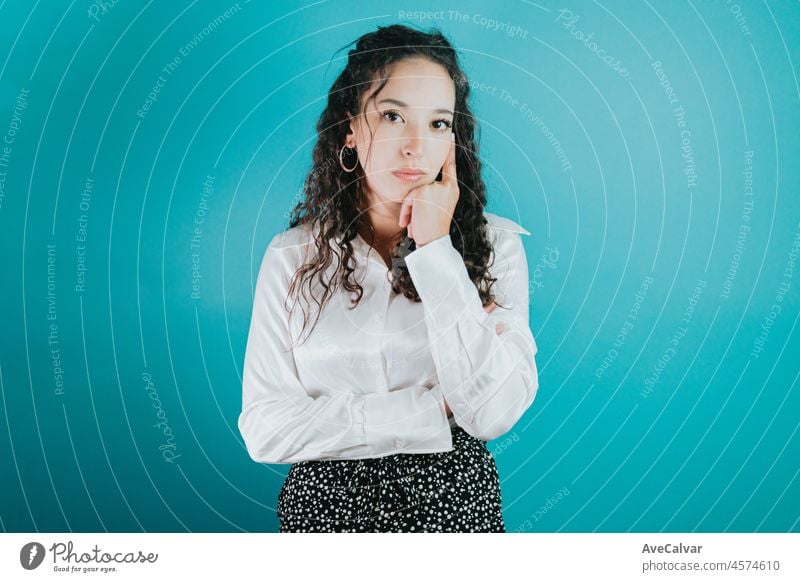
[401,128,424,159]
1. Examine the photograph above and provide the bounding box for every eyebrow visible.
[377,98,453,116]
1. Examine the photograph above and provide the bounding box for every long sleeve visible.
[404,229,539,442]
[238,233,453,465]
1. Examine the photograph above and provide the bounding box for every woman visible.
[238,24,540,533]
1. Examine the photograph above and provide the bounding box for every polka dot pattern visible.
[277,425,505,533]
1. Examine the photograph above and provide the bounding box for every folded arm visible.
[238,233,453,464]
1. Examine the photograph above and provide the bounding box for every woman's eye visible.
[382,110,402,123]
[433,119,453,131]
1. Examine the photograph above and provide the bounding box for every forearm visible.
[239,382,452,464]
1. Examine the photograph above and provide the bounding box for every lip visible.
[392,169,426,182]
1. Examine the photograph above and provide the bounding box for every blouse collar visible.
[342,212,530,272]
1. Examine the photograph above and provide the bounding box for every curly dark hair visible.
[284,23,504,347]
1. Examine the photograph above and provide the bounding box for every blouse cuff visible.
[404,234,489,330]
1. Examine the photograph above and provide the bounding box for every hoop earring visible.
[339,144,358,173]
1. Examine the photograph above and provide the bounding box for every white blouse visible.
[238,211,540,464]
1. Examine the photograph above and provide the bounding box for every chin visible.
[372,181,412,202]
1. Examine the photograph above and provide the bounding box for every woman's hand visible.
[443,300,504,418]
[484,300,504,335]
[398,133,459,246]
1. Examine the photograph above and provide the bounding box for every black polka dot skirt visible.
[277,425,505,533]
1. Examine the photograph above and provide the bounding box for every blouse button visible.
[393,438,404,449]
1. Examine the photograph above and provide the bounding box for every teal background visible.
[0,0,798,533]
